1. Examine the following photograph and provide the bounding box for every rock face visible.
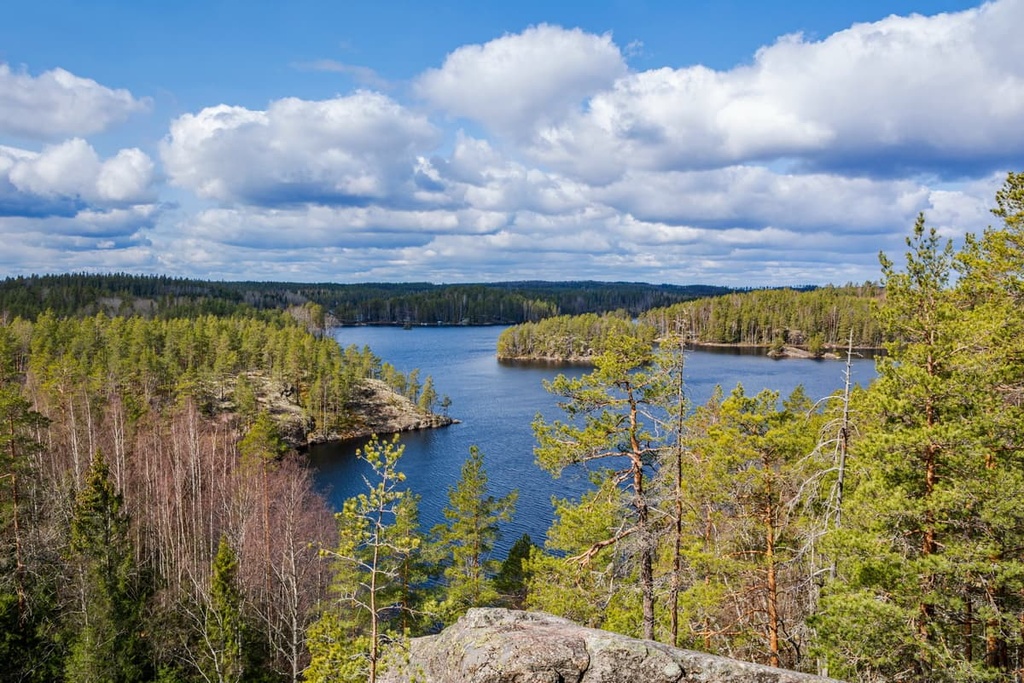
[298,378,455,446]
[338,378,455,439]
[382,609,842,683]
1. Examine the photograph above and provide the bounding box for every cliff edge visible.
[232,374,455,448]
[382,609,842,683]
[331,377,456,441]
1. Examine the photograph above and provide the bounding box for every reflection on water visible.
[308,325,877,557]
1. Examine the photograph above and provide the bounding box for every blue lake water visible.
[307,325,877,556]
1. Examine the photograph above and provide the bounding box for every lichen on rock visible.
[381,609,843,683]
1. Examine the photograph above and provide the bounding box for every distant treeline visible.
[498,284,885,361]
[0,273,731,325]
[640,283,884,348]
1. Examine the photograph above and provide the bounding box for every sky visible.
[1,0,1021,287]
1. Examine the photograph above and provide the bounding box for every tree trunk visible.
[765,497,780,668]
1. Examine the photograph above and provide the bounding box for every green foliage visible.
[694,385,821,668]
[432,446,517,623]
[0,578,62,683]
[813,178,1024,681]
[304,611,371,683]
[0,273,723,325]
[642,283,883,349]
[497,311,657,360]
[494,534,535,609]
[203,536,246,683]
[15,311,393,440]
[416,375,437,413]
[526,475,631,630]
[306,435,424,683]
[65,450,152,683]
[532,333,674,640]
[0,370,59,681]
[238,411,288,467]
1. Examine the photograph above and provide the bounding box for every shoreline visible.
[498,341,883,364]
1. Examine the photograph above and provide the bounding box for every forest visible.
[495,311,658,360]
[1,172,1022,683]
[0,275,729,326]
[640,282,885,350]
[497,284,884,362]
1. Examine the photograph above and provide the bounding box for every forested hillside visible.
[498,285,883,361]
[641,283,884,349]
[0,275,728,326]
[496,311,657,360]
[0,310,439,682]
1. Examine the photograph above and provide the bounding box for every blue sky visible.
[1,0,1020,286]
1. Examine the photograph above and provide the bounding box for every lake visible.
[307,325,877,556]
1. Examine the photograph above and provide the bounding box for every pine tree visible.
[815,200,1024,680]
[202,536,246,683]
[533,333,669,640]
[433,446,517,623]
[526,474,634,630]
[305,435,422,683]
[0,381,57,681]
[494,534,535,609]
[65,450,151,683]
[417,375,437,413]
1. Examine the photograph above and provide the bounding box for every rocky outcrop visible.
[766,346,840,360]
[228,373,454,448]
[382,609,841,683]
[331,378,455,441]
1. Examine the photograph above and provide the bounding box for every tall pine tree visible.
[65,450,152,683]
[432,445,517,623]
[305,435,422,683]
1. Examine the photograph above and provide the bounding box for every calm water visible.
[307,326,877,556]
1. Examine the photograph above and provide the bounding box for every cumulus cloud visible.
[593,167,931,232]
[0,140,160,269]
[1,140,155,208]
[9,3,1016,286]
[161,93,439,206]
[181,204,508,250]
[522,2,1024,181]
[0,64,150,140]
[416,24,627,136]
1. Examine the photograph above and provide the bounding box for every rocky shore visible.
[325,377,456,443]
[231,374,456,449]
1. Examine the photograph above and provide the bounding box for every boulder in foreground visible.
[382,608,842,683]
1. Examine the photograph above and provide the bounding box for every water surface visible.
[308,326,877,555]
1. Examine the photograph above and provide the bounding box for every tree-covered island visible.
[498,285,884,362]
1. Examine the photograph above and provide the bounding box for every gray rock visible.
[381,609,842,683]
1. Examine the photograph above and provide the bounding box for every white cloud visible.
[525,1,1024,181]
[594,167,931,232]
[0,64,150,140]
[161,93,439,205]
[0,140,159,267]
[6,4,1018,287]
[433,133,590,215]
[2,139,155,206]
[180,204,509,250]
[416,24,627,137]
[97,149,157,203]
